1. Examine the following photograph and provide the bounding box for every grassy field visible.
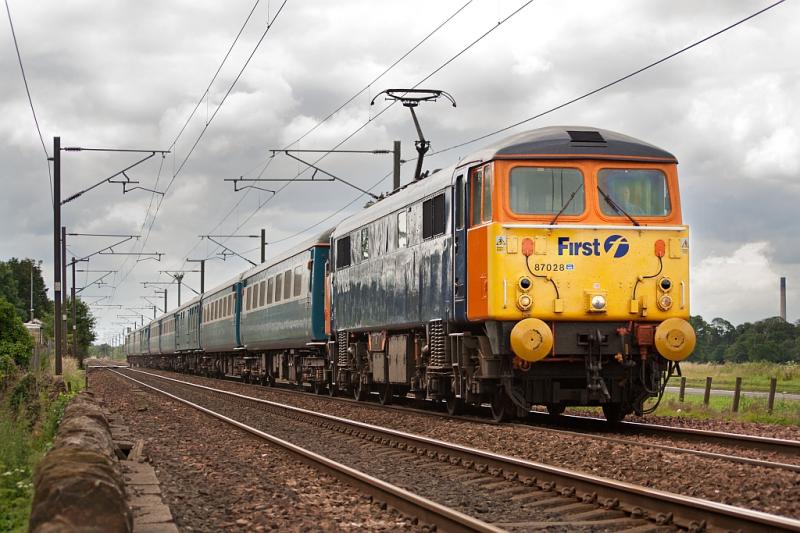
[667,362,800,394]
[0,357,83,532]
[646,391,800,426]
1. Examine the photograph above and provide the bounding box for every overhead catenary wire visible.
[180,0,477,267]
[201,0,536,261]
[108,1,285,312]
[431,0,788,156]
[121,0,265,280]
[236,0,788,250]
[4,0,53,203]
[126,0,288,281]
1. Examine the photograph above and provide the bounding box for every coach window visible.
[422,193,446,239]
[397,210,408,248]
[246,287,252,311]
[267,277,274,304]
[293,266,303,297]
[360,227,369,260]
[275,274,283,303]
[259,281,266,307]
[335,236,351,269]
[283,269,292,300]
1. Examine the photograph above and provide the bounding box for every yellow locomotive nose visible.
[510,318,553,362]
[655,318,696,361]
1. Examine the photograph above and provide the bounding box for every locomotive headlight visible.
[590,295,606,311]
[516,293,533,311]
[657,294,673,311]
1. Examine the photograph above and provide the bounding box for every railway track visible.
[108,367,800,532]
[529,412,800,457]
[112,366,800,473]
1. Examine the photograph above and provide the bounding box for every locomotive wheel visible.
[546,404,565,416]
[378,383,392,405]
[353,380,367,401]
[602,403,625,424]
[328,382,337,397]
[312,381,323,395]
[490,388,513,422]
[445,392,464,416]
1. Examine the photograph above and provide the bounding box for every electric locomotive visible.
[127,126,695,423]
[328,126,695,422]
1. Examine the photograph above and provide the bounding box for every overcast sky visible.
[1,0,797,343]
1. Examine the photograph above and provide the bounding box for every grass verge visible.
[0,357,83,532]
[667,361,800,394]
[645,391,800,426]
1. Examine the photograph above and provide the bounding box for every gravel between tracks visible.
[129,368,800,519]
[91,370,426,532]
[125,372,604,531]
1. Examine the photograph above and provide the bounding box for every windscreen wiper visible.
[549,183,583,225]
[597,185,640,226]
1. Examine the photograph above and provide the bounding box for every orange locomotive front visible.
[451,127,695,421]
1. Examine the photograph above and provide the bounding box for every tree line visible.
[689,315,800,363]
[0,258,96,371]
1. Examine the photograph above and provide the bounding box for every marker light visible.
[518,276,532,291]
[659,277,672,291]
[517,294,533,311]
[590,295,607,311]
[658,294,673,311]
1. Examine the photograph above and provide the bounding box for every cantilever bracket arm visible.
[76,271,116,294]
[223,178,277,194]
[62,150,169,205]
[269,151,380,200]
[202,236,257,267]
[109,171,165,196]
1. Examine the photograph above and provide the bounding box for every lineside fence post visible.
[768,377,777,413]
[732,377,742,413]
[703,377,712,406]
[678,377,686,403]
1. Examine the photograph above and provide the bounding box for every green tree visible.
[0,296,34,378]
[0,258,51,322]
[65,297,96,365]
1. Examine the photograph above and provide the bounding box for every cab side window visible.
[470,164,492,226]
[470,168,482,227]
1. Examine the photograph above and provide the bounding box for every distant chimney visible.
[780,277,787,321]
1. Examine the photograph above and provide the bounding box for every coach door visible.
[453,171,467,321]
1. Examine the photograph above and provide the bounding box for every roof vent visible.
[567,130,605,143]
